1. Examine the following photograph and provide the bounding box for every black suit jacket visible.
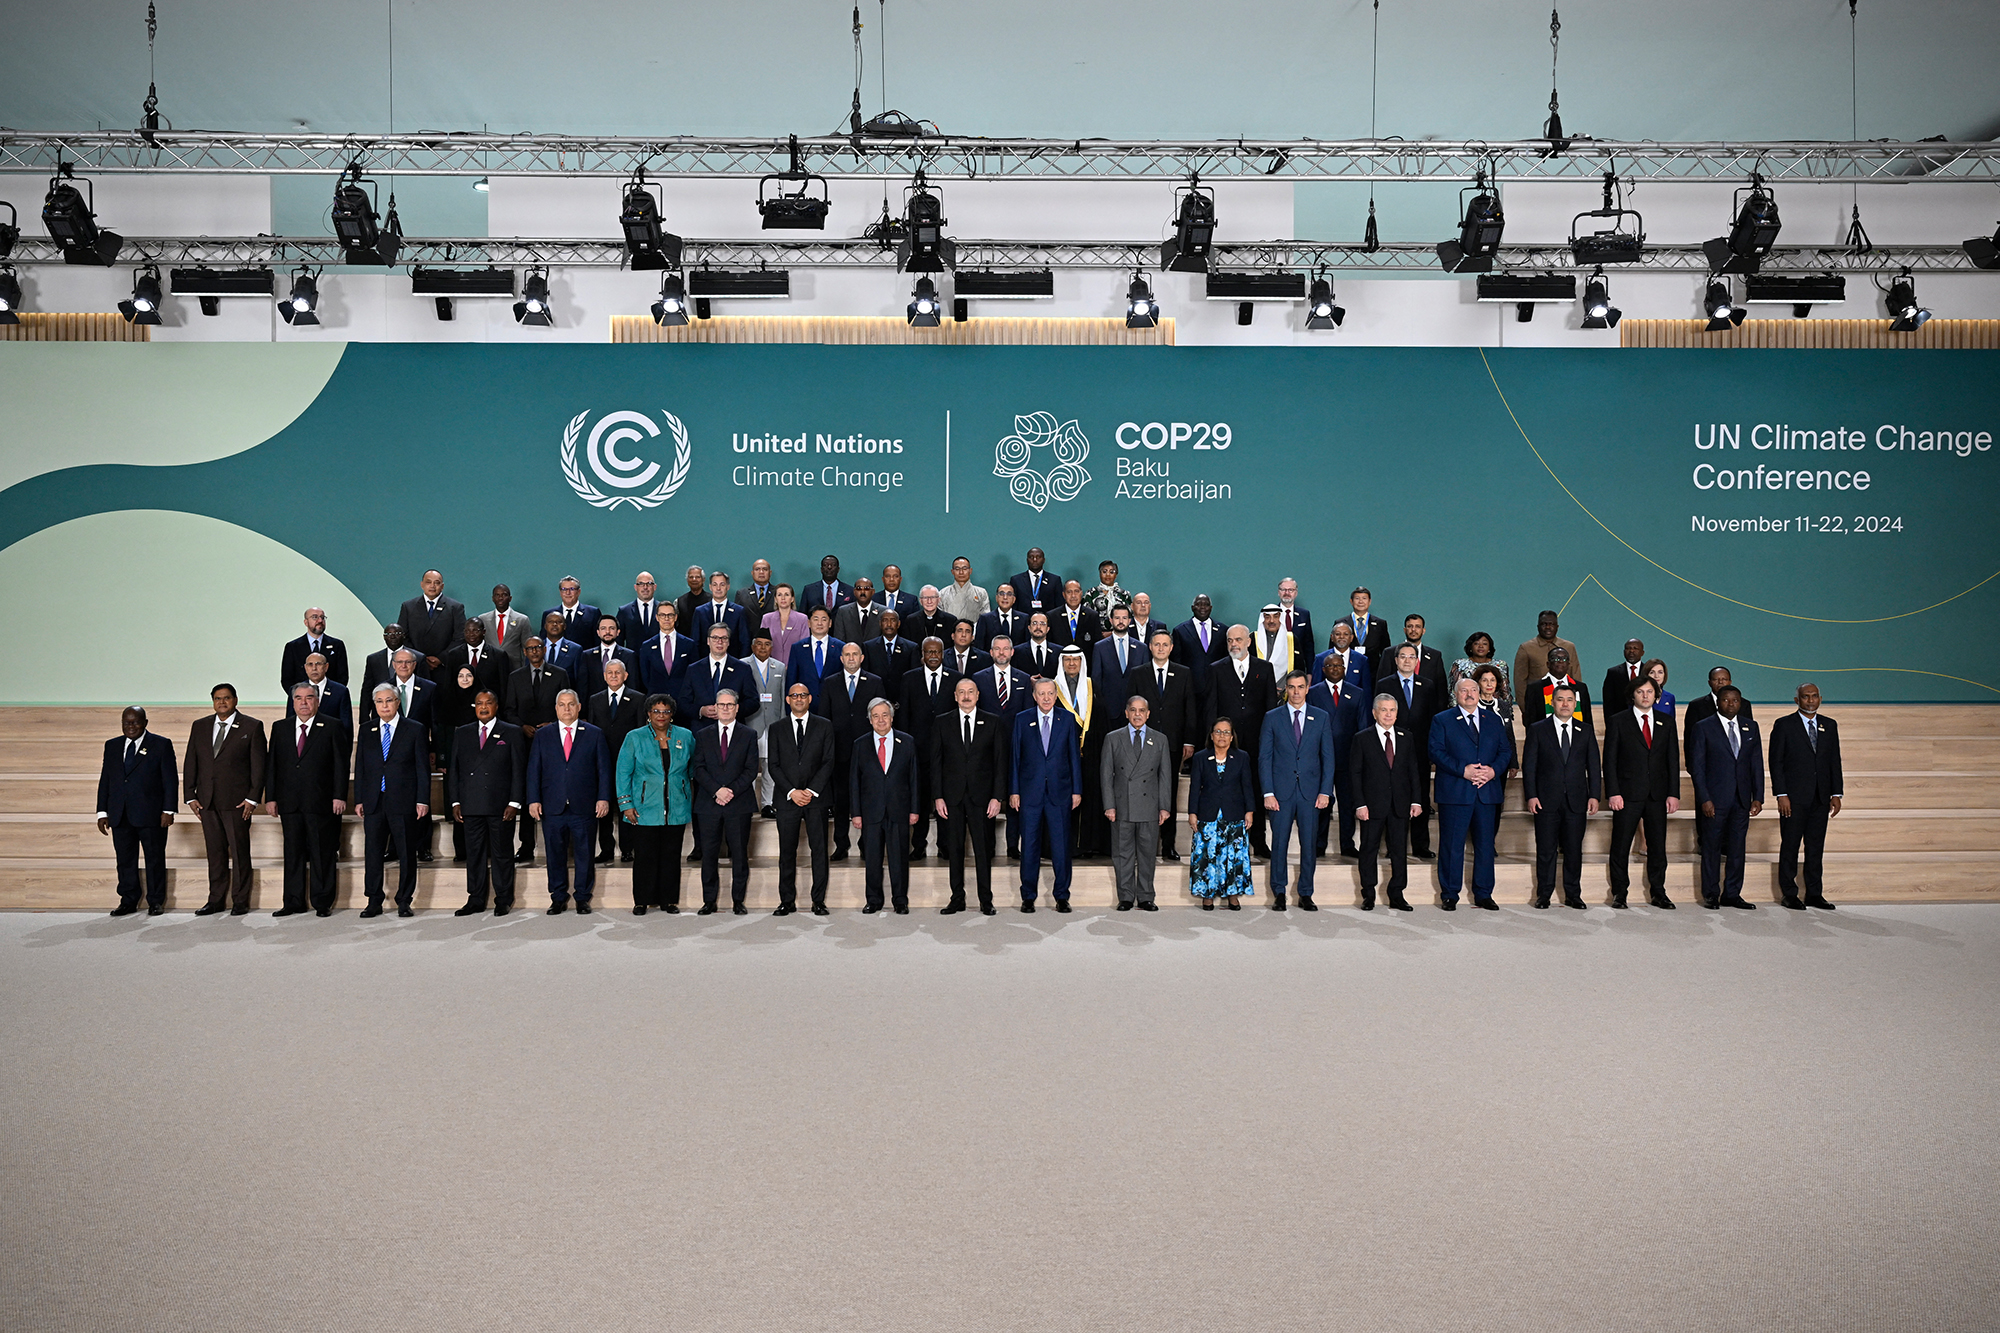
[447,719,526,817]
[1767,712,1843,807]
[905,609,956,647]
[1682,693,1758,768]
[861,637,920,701]
[928,708,1008,812]
[1007,570,1065,617]
[737,585,780,621]
[97,733,178,827]
[1016,638,1061,681]
[541,603,603,647]
[1126,660,1198,745]
[1602,708,1680,806]
[615,599,666,650]
[285,679,354,750]
[943,646,991,679]
[1348,726,1421,817]
[1339,613,1392,671]
[280,633,349,693]
[1047,605,1101,650]
[503,665,571,729]
[1376,672,1442,746]
[974,666,1032,720]
[813,671,887,745]
[1601,662,1649,717]
[586,688,646,760]
[1170,620,1230,691]
[397,596,467,668]
[898,666,963,758]
[578,644,640,702]
[1521,716,1602,813]
[266,716,348,815]
[690,722,758,812]
[1205,658,1280,747]
[355,717,429,817]
[361,647,398,701]
[849,729,922,823]
[767,712,836,803]
[975,607,1030,652]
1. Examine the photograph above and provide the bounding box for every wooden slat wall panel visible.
[610,315,1175,346]
[0,312,151,341]
[1620,318,2000,349]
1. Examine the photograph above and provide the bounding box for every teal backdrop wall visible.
[2,343,1995,704]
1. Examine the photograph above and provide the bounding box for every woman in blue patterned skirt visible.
[1187,717,1257,909]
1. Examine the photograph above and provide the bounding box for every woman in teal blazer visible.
[618,693,694,914]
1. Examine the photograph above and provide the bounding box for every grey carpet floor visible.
[3,905,1997,1333]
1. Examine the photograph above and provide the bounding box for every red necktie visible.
[296,725,307,756]
[1641,714,1652,748]
[495,617,504,646]
[562,726,574,759]
[1384,732,1394,767]
[878,736,890,771]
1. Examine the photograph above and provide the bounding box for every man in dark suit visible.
[680,624,762,731]
[905,585,955,648]
[1313,620,1372,701]
[1258,671,1337,909]
[931,679,1008,914]
[502,637,570,863]
[976,582,1029,652]
[280,606,349,695]
[286,652,354,751]
[355,683,429,917]
[975,637,1033,861]
[899,638,962,859]
[1767,682,1843,910]
[691,570,750,657]
[691,691,758,914]
[1126,630,1198,861]
[96,706,178,915]
[1521,682,1600,909]
[861,611,919,706]
[361,623,408,702]
[1011,678,1083,912]
[1342,588,1393,672]
[799,554,855,619]
[577,615,639,703]
[1429,677,1516,910]
[384,648,440,860]
[615,570,664,650]
[1601,638,1649,716]
[1048,581,1101,651]
[397,569,467,682]
[1682,665,1759,854]
[878,565,921,624]
[526,690,613,913]
[1017,614,1060,681]
[441,619,508,709]
[1601,678,1681,909]
[1126,593,1170,650]
[638,603,697,698]
[1007,548,1063,619]
[1205,626,1280,858]
[785,608,843,703]
[737,559,780,622]
[542,575,601,648]
[182,683,267,916]
[831,577,887,645]
[537,611,585,682]
[673,565,708,628]
[767,682,835,915]
[586,660,645,863]
[1091,605,1145,692]
[1518,645,1595,736]
[1350,694,1420,911]
[267,684,348,917]
[1375,642,1441,860]
[1172,594,1229,684]
[812,642,883,861]
[447,690,525,915]
[943,618,990,680]
[1395,615,1450,699]
[1274,579,1314,668]
[850,699,922,912]
[1307,652,1366,859]
[1688,686,1764,910]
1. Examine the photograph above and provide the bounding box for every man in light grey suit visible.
[1100,694,1176,910]
[740,631,787,815]
[477,584,535,671]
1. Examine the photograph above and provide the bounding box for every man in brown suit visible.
[184,683,267,915]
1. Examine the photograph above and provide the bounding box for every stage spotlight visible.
[620,171,682,271]
[331,164,401,267]
[0,202,16,259]
[435,297,455,321]
[906,276,942,327]
[1885,270,1931,332]
[514,269,553,326]
[1702,279,1746,333]
[1305,277,1344,330]
[758,136,831,231]
[1702,174,1780,275]
[1964,222,2000,270]
[472,177,490,192]
[1161,177,1217,274]
[896,172,954,273]
[0,266,21,325]
[1437,170,1504,273]
[650,273,689,326]
[1125,273,1160,329]
[278,269,320,326]
[118,264,165,325]
[42,165,123,266]
[1580,268,1620,329]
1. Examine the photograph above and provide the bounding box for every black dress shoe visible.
[893,905,909,914]
[1020,902,1036,913]
[359,904,384,918]
[1413,851,1436,861]
[620,851,634,863]
[548,902,568,915]
[1804,897,1836,910]
[1116,901,1134,911]
[1137,901,1159,912]
[273,907,304,917]
[1533,898,1550,909]
[229,906,249,916]
[761,806,777,819]
[1298,899,1317,912]
[454,904,482,917]
[829,849,849,863]
[1270,898,1287,911]
[696,905,717,916]
[1201,900,1215,911]
[514,851,534,864]
[147,905,166,915]
[771,905,793,916]
[1474,898,1498,911]
[980,906,996,916]
[731,904,747,915]
[812,905,830,916]
[1388,898,1413,912]
[862,905,881,914]
[1225,898,1240,910]
[1159,850,1181,862]
[1611,895,1629,910]
[109,903,140,917]
[1340,848,1360,860]
[1650,895,1677,910]
[940,902,964,915]
[1781,896,1805,910]
[194,904,225,916]
[576,903,594,915]
[633,904,649,916]
[494,905,513,917]
[686,852,702,864]
[1701,898,1720,910]
[663,904,680,914]
[593,852,613,865]
[397,905,415,918]
[1564,896,1586,910]
[1721,897,1757,910]
[416,851,434,863]
[1440,900,1457,912]
[1054,901,1072,913]
[315,907,332,917]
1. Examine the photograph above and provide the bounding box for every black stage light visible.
[1702,279,1746,332]
[0,266,21,324]
[952,270,1054,300]
[197,296,220,316]
[514,269,554,326]
[331,164,401,267]
[1885,270,1931,332]
[1570,172,1645,265]
[1702,174,1780,275]
[687,268,791,301]
[906,276,942,327]
[435,298,455,321]
[410,267,516,297]
[1161,178,1217,273]
[1437,170,1504,273]
[1236,302,1254,326]
[1962,222,2000,271]
[170,267,276,299]
[651,273,689,326]
[1205,272,1307,303]
[895,172,954,273]
[1305,277,1345,330]
[42,166,123,266]
[1125,273,1160,329]
[118,264,165,325]
[620,171,682,271]
[758,139,831,231]
[1580,268,1620,329]
[0,202,16,259]
[1744,273,1844,319]
[278,268,320,326]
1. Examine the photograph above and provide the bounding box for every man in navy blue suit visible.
[1007,548,1064,619]
[615,570,664,650]
[785,607,844,703]
[975,636,1033,860]
[1312,620,1372,699]
[1688,686,1764,910]
[1308,652,1366,859]
[680,624,762,729]
[639,603,696,697]
[385,647,440,860]
[579,615,639,702]
[526,690,613,913]
[355,684,430,917]
[1010,678,1082,912]
[541,575,601,648]
[95,706,178,915]
[538,610,585,682]
[691,570,750,657]
[1429,677,1516,910]
[286,651,354,751]
[1258,671,1337,909]
[849,699,922,913]
[690,690,759,913]
[799,554,855,618]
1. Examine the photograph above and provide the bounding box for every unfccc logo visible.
[560,409,692,510]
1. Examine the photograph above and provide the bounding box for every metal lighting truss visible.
[1,236,1979,273]
[2,131,1998,182]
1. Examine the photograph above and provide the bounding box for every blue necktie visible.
[380,725,391,790]
[1403,679,1412,709]
[815,641,824,675]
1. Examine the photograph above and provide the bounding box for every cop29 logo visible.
[560,409,692,510]
[994,411,1091,512]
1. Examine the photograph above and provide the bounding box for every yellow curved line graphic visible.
[1477,348,2000,624]
[1572,573,2000,696]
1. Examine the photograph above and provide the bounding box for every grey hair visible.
[372,684,399,702]
[291,682,318,699]
[391,647,419,664]
[555,688,580,704]
[867,697,895,718]
[715,688,739,704]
